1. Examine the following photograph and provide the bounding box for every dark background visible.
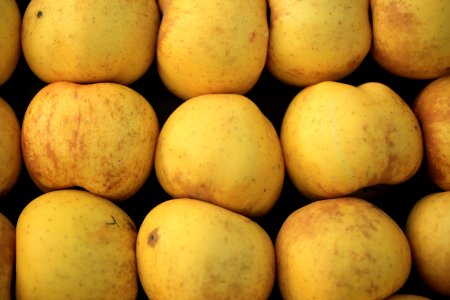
[0,1,446,299]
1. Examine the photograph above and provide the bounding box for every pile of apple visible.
[1,0,450,299]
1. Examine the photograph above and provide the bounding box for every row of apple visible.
[1,69,449,299]
[2,171,450,299]
[2,1,449,95]
[2,74,448,215]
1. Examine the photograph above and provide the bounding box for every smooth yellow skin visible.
[16,190,138,300]
[21,82,159,201]
[22,0,160,85]
[0,0,20,85]
[371,0,450,80]
[281,81,423,200]
[414,75,450,191]
[157,0,268,100]
[276,197,412,300]
[406,191,450,296]
[0,97,21,197]
[267,0,371,87]
[384,294,430,300]
[136,198,275,300]
[154,94,284,217]
[0,213,15,300]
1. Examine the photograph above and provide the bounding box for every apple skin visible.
[280,81,423,200]
[406,191,450,297]
[275,197,411,300]
[21,81,159,201]
[413,74,450,191]
[0,97,21,198]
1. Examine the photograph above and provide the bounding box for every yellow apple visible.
[154,93,284,217]
[280,81,423,200]
[371,0,450,79]
[413,74,450,191]
[15,189,138,299]
[267,0,372,87]
[21,0,160,85]
[276,197,411,300]
[21,81,159,201]
[157,0,268,100]
[406,191,450,296]
[0,0,21,85]
[0,212,15,300]
[0,96,21,197]
[136,198,275,300]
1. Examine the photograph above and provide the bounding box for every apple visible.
[15,190,138,299]
[276,197,411,300]
[154,93,284,217]
[413,74,450,191]
[280,81,423,200]
[0,96,21,197]
[157,0,268,100]
[267,0,371,87]
[0,0,21,85]
[21,0,160,85]
[406,191,450,296]
[371,0,450,79]
[136,198,275,300]
[21,81,159,201]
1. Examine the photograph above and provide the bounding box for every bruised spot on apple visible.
[147,228,159,247]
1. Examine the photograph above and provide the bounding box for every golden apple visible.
[0,0,21,85]
[136,198,275,300]
[15,189,138,299]
[371,0,450,79]
[0,212,15,300]
[276,197,411,300]
[157,0,268,100]
[280,81,423,200]
[406,191,450,296]
[21,0,160,85]
[0,96,21,197]
[413,74,450,190]
[154,93,284,217]
[21,81,159,201]
[267,0,371,87]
